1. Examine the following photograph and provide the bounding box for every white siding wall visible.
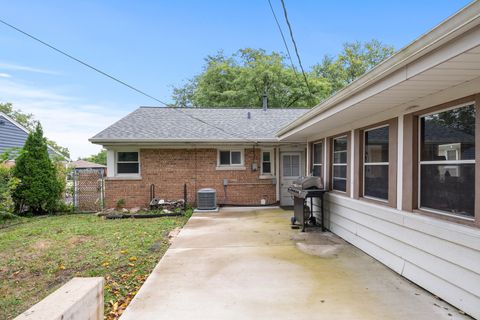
[324,193,480,319]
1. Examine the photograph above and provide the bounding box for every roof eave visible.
[89,138,280,144]
[276,1,480,139]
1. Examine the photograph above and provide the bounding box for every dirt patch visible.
[68,235,92,245]
[32,239,52,250]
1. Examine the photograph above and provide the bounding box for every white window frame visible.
[217,149,245,169]
[363,124,389,203]
[417,102,475,220]
[332,136,348,193]
[116,150,140,176]
[260,149,273,175]
[312,141,323,177]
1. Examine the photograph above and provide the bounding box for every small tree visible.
[13,124,63,214]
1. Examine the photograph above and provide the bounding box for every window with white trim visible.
[312,142,323,177]
[261,150,272,174]
[116,151,139,175]
[332,136,347,192]
[218,150,243,166]
[364,125,389,201]
[419,103,475,218]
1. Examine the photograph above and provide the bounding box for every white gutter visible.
[277,1,480,139]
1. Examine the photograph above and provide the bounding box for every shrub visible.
[116,198,125,209]
[0,165,20,215]
[12,124,64,214]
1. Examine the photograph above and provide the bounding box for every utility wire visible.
[266,0,299,79]
[0,18,259,144]
[0,18,171,107]
[279,0,313,96]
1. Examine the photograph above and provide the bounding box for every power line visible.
[266,0,299,79]
[0,18,171,107]
[0,18,259,144]
[279,0,313,96]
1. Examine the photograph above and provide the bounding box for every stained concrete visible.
[120,208,472,320]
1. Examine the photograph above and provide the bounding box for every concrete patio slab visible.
[120,207,471,320]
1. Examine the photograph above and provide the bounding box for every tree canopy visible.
[0,102,70,159]
[82,149,107,165]
[172,40,394,108]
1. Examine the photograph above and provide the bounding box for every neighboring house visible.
[277,2,480,318]
[89,107,308,208]
[0,112,65,159]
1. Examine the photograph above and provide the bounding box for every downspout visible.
[275,147,280,202]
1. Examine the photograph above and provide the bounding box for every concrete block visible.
[15,277,104,320]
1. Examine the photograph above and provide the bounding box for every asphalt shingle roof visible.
[90,107,308,142]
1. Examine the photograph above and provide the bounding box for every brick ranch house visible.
[89,107,308,208]
[91,3,480,318]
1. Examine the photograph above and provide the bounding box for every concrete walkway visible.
[121,207,471,320]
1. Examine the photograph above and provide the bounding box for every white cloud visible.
[0,73,11,78]
[0,78,123,159]
[0,62,59,75]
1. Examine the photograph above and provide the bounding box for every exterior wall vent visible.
[197,188,217,210]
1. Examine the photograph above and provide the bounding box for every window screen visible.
[419,104,475,217]
[332,137,347,192]
[262,151,272,174]
[312,142,323,177]
[117,152,139,174]
[364,126,389,200]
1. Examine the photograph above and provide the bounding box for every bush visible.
[0,212,18,222]
[12,124,64,214]
[55,201,74,214]
[0,165,20,215]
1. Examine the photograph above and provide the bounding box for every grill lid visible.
[292,176,324,190]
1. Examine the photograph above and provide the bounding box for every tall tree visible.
[12,124,63,214]
[312,39,395,94]
[82,149,107,165]
[173,48,330,108]
[0,102,70,159]
[173,40,395,108]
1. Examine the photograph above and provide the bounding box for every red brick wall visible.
[105,148,277,208]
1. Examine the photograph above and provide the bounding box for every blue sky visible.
[0,0,472,158]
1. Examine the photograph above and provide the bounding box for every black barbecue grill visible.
[287,176,327,232]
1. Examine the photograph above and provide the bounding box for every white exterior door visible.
[280,152,302,206]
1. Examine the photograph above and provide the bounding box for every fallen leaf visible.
[129,257,137,262]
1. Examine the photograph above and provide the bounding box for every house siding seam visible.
[324,194,480,319]
[0,114,29,154]
[105,148,277,208]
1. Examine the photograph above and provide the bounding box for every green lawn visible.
[0,213,190,320]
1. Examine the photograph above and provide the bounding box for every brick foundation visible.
[105,148,277,208]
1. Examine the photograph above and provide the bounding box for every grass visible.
[0,211,191,319]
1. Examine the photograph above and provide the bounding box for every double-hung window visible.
[332,136,348,192]
[261,150,272,175]
[364,126,389,201]
[312,142,323,177]
[218,150,243,166]
[116,151,139,175]
[419,103,475,218]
